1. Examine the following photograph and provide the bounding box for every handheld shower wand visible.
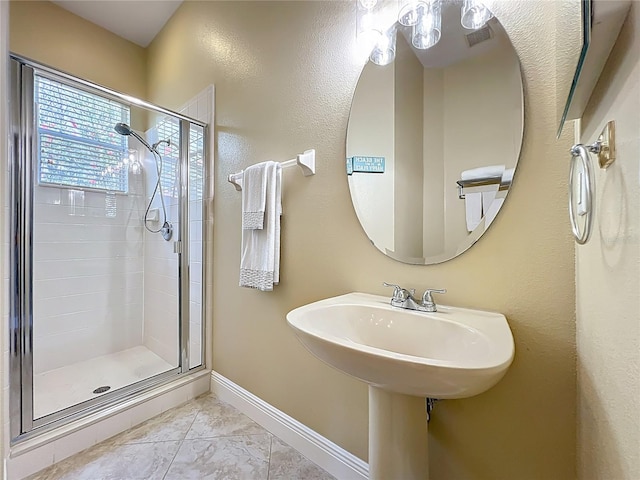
[114,123,173,241]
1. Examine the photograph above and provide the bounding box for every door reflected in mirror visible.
[347,0,524,265]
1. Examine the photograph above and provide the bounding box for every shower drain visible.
[93,386,111,394]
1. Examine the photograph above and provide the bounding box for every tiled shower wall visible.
[32,175,146,374]
[142,85,212,369]
[141,144,179,366]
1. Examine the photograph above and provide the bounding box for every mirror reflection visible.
[347,0,524,264]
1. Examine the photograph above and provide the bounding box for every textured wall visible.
[147,1,577,478]
[577,3,640,479]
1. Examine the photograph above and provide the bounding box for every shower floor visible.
[34,346,174,419]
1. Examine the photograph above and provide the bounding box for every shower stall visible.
[8,55,207,441]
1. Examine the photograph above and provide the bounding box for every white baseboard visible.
[211,371,368,480]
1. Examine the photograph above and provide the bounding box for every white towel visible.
[241,163,269,229]
[465,192,482,232]
[461,165,505,181]
[482,189,497,214]
[484,196,504,226]
[240,162,282,291]
[502,167,514,184]
[484,168,514,226]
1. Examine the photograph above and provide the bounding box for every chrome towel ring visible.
[568,121,616,245]
[569,144,594,245]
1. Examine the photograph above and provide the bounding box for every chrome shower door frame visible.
[8,55,208,444]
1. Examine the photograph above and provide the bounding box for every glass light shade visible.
[356,3,383,57]
[370,28,397,66]
[412,0,441,50]
[461,0,493,30]
[398,1,425,26]
[359,0,378,8]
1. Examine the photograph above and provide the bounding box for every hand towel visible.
[484,196,504,226]
[484,168,514,226]
[240,161,282,291]
[461,165,505,181]
[241,163,269,229]
[465,192,482,232]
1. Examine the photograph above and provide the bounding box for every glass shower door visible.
[30,73,181,421]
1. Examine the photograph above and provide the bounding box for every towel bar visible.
[456,176,511,199]
[228,149,316,191]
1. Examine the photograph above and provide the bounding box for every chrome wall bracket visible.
[588,121,616,169]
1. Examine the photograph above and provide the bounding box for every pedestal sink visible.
[286,292,515,479]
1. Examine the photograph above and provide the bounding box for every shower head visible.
[114,122,132,136]
[114,122,153,151]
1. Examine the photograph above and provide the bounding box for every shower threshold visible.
[33,346,174,419]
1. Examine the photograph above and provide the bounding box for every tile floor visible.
[27,393,336,480]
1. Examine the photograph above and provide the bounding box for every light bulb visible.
[412,0,441,50]
[461,0,493,30]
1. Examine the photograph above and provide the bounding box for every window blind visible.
[36,75,131,192]
[154,118,205,201]
[155,117,180,199]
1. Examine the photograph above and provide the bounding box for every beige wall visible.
[9,0,147,102]
[423,67,445,258]
[147,1,576,477]
[577,3,640,479]
[394,34,424,260]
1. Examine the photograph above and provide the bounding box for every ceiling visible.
[51,0,184,47]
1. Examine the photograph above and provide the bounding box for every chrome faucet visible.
[383,283,447,313]
[420,288,447,312]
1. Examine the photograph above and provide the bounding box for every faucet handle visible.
[421,289,447,312]
[383,282,414,301]
[422,288,446,302]
[383,282,403,300]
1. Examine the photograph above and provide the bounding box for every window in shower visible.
[35,76,130,192]
[10,56,207,438]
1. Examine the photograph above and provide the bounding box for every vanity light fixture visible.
[398,0,424,26]
[460,0,494,30]
[412,0,441,50]
[357,0,493,64]
[356,0,383,57]
[370,27,397,65]
[359,0,378,9]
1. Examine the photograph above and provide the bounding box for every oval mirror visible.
[346,1,523,264]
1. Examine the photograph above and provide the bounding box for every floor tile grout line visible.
[161,439,184,480]
[267,434,273,480]
[162,401,203,480]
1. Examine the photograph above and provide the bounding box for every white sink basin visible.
[287,292,514,398]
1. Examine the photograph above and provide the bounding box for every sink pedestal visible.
[369,386,429,480]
